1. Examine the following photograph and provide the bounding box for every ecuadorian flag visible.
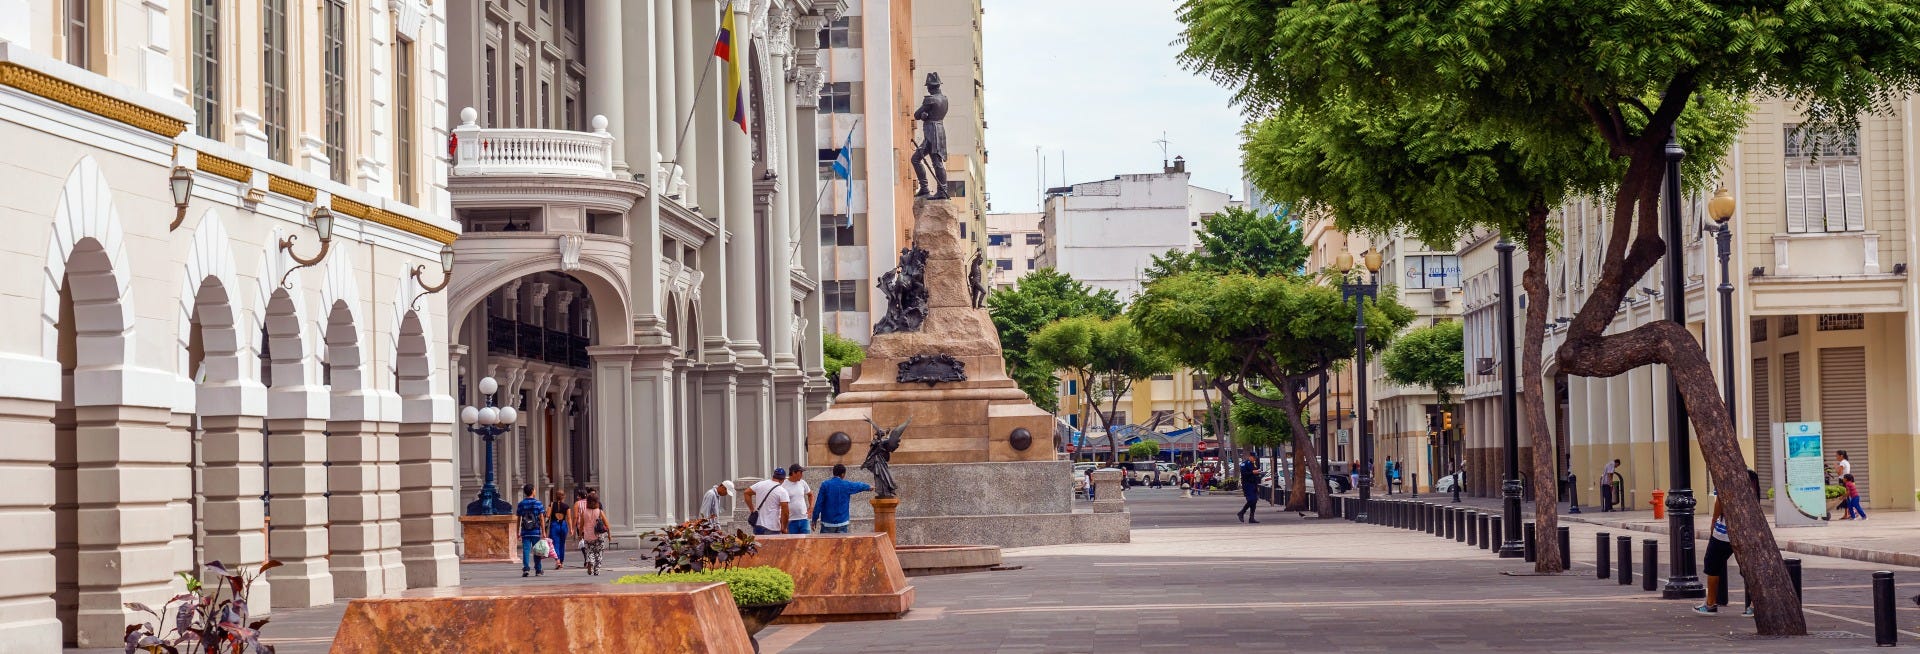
[717,4,747,133]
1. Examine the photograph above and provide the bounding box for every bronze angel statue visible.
[861,416,912,498]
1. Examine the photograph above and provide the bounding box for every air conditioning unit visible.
[1431,287,1452,304]
[1476,357,1496,375]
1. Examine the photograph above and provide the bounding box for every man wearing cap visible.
[743,468,794,536]
[782,464,816,534]
[699,480,734,520]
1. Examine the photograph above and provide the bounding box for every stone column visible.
[196,383,272,611]
[723,3,761,366]
[699,361,744,488]
[325,392,388,598]
[675,0,700,194]
[587,347,638,535]
[585,0,627,172]
[630,346,680,526]
[399,392,458,588]
[651,0,679,196]
[266,385,333,608]
[0,375,59,649]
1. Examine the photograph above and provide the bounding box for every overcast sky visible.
[980,0,1247,214]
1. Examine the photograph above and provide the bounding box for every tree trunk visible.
[1104,377,1128,467]
[1520,205,1561,574]
[1280,386,1334,517]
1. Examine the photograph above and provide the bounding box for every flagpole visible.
[665,0,730,190]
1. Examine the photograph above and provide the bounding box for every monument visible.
[805,75,1129,547]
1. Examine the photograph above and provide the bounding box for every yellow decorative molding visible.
[332,196,457,245]
[196,152,250,183]
[268,175,316,202]
[0,62,186,137]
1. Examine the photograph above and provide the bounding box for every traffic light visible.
[1442,411,1454,431]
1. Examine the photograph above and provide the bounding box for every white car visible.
[1125,462,1179,486]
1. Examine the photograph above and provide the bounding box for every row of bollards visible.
[1344,499,1899,644]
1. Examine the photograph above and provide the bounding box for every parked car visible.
[1123,461,1179,486]
[1432,472,1461,493]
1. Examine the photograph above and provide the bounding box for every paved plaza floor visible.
[73,489,1920,653]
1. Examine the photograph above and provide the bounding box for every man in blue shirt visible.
[811,464,873,533]
[515,484,547,577]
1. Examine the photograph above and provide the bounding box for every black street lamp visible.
[1496,238,1525,558]
[462,376,520,515]
[1335,249,1383,522]
[1661,130,1708,599]
[1707,186,1739,426]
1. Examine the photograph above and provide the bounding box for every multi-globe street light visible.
[461,376,519,516]
[1334,249,1382,522]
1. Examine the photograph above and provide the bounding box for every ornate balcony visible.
[452,107,616,179]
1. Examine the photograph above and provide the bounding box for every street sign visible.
[1336,429,1350,446]
[1775,422,1827,527]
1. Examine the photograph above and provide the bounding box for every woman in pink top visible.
[578,497,608,575]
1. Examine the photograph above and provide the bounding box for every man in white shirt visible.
[699,480,733,520]
[782,464,816,534]
[743,468,793,535]
[1600,459,1620,511]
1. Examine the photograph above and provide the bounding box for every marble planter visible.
[329,582,752,653]
[458,515,519,563]
[737,533,916,623]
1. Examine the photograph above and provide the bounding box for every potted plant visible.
[615,518,795,650]
[124,560,280,653]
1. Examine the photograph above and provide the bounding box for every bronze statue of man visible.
[910,73,950,199]
[969,248,988,309]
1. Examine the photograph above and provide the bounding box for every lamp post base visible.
[1662,491,1706,599]
[466,484,513,516]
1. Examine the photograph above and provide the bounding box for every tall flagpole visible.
[665,0,729,189]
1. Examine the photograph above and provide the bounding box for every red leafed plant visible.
[642,517,759,573]
[123,559,280,654]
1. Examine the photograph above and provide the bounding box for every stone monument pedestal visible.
[871,497,900,547]
[458,515,519,563]
[807,198,1129,549]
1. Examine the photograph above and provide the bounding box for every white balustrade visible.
[452,107,616,178]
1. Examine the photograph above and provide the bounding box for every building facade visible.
[816,0,917,342]
[0,0,461,648]
[985,211,1043,288]
[442,0,837,535]
[1457,98,1920,511]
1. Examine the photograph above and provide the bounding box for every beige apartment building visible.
[0,0,462,647]
[1458,99,1920,512]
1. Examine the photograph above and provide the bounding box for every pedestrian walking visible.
[1695,469,1761,616]
[743,468,794,536]
[811,464,873,533]
[547,489,570,569]
[514,484,547,577]
[1839,473,1866,520]
[578,495,608,575]
[783,463,815,534]
[699,480,734,520]
[1384,456,1399,495]
[1349,460,1360,493]
[1236,451,1263,523]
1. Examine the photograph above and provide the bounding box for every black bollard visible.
[1456,508,1467,543]
[1441,507,1453,539]
[1558,525,1571,572]
[1429,504,1439,536]
[1480,513,1493,550]
[1524,523,1537,563]
[1617,535,1633,585]
[1786,558,1803,601]
[1467,512,1479,547]
[1597,532,1611,579]
[1641,539,1658,592]
[1875,571,1897,646]
[1490,517,1503,556]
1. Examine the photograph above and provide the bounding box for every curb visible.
[1559,513,1920,568]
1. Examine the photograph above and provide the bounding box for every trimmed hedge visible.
[613,565,795,606]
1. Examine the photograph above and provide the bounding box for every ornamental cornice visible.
[448,175,646,214]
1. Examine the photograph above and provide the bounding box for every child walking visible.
[1840,473,1866,520]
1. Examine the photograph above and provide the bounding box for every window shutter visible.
[1784,164,1810,233]
[1823,163,1847,232]
[1843,162,1866,232]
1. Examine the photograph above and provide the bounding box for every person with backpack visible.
[515,484,547,577]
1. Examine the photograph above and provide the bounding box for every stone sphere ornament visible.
[827,431,853,455]
[1008,427,1033,451]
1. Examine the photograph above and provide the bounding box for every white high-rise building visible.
[1034,158,1238,298]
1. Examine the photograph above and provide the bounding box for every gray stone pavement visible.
[75,489,1920,652]
[767,488,1920,653]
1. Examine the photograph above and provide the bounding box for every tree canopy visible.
[1033,315,1172,464]
[1128,441,1162,461]
[1381,320,1466,408]
[988,269,1123,412]
[1144,205,1311,282]
[1229,386,1300,450]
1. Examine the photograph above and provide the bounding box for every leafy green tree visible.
[1174,0,1920,631]
[821,332,866,395]
[1382,321,1465,409]
[1128,441,1162,461]
[1144,206,1310,283]
[1230,385,1306,504]
[1031,316,1173,465]
[988,269,1122,412]
[1133,272,1412,514]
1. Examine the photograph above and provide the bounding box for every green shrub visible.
[1825,485,1845,500]
[614,565,795,606]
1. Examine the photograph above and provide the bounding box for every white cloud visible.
[981,0,1247,213]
